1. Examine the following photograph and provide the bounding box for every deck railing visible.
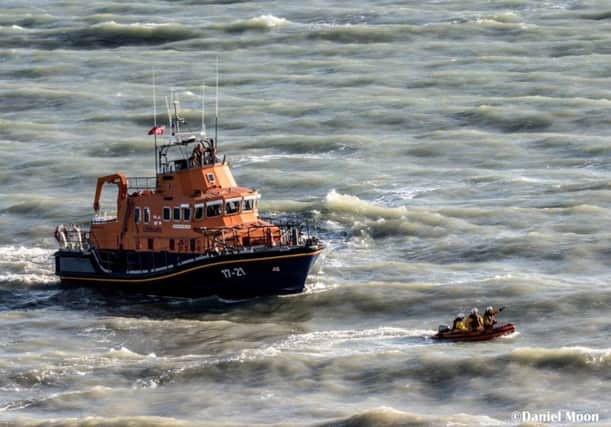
[55,223,91,251]
[127,176,157,192]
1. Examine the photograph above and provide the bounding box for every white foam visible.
[499,331,520,339]
[235,153,326,165]
[248,15,291,28]
[325,189,408,218]
[0,245,54,261]
[247,327,430,359]
[107,346,156,360]
[511,346,611,365]
[92,21,177,30]
[0,245,56,285]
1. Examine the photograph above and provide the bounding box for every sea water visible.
[0,1,609,426]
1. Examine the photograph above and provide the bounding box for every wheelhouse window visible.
[194,203,204,220]
[173,206,180,221]
[243,196,256,212]
[134,207,141,224]
[163,207,171,222]
[207,200,222,217]
[206,173,216,185]
[182,204,191,221]
[143,207,150,224]
[225,198,241,215]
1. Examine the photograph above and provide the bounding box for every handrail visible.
[55,223,91,251]
[127,176,157,192]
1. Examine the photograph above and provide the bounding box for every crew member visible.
[483,306,504,329]
[465,307,484,332]
[190,143,204,167]
[451,313,468,332]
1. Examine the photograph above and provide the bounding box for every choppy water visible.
[1,1,610,426]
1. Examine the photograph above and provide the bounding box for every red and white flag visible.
[147,125,165,136]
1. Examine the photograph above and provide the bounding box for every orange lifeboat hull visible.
[432,323,516,342]
[56,244,322,299]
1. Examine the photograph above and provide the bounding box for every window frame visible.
[181,204,191,222]
[194,203,204,220]
[143,207,151,224]
[206,200,222,218]
[224,197,241,216]
[134,207,141,224]
[173,206,181,222]
[243,196,256,212]
[163,206,171,222]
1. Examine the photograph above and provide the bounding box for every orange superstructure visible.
[90,155,277,255]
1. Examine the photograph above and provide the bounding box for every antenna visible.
[215,56,219,149]
[153,70,157,128]
[172,89,181,134]
[165,96,172,135]
[201,83,207,137]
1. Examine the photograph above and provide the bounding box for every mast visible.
[165,96,172,135]
[152,69,158,175]
[215,56,219,150]
[201,83,207,137]
[172,89,181,136]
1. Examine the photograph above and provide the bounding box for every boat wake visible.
[236,327,431,360]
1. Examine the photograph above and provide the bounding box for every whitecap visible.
[247,15,291,28]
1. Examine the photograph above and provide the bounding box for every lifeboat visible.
[54,91,323,299]
[432,324,516,342]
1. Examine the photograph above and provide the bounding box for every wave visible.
[106,346,157,360]
[510,346,611,371]
[0,87,95,113]
[240,134,364,154]
[248,327,431,358]
[3,410,505,427]
[471,12,529,30]
[579,11,611,20]
[453,105,553,133]
[0,385,113,413]
[325,190,407,219]
[0,198,72,223]
[321,191,479,240]
[86,138,154,157]
[0,13,56,29]
[0,24,27,33]
[264,191,465,240]
[263,190,408,220]
[221,15,291,33]
[1,64,78,80]
[410,346,611,384]
[218,16,399,44]
[4,415,205,426]
[0,118,75,143]
[0,246,56,287]
[60,21,198,48]
[307,25,396,44]
[317,407,503,427]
